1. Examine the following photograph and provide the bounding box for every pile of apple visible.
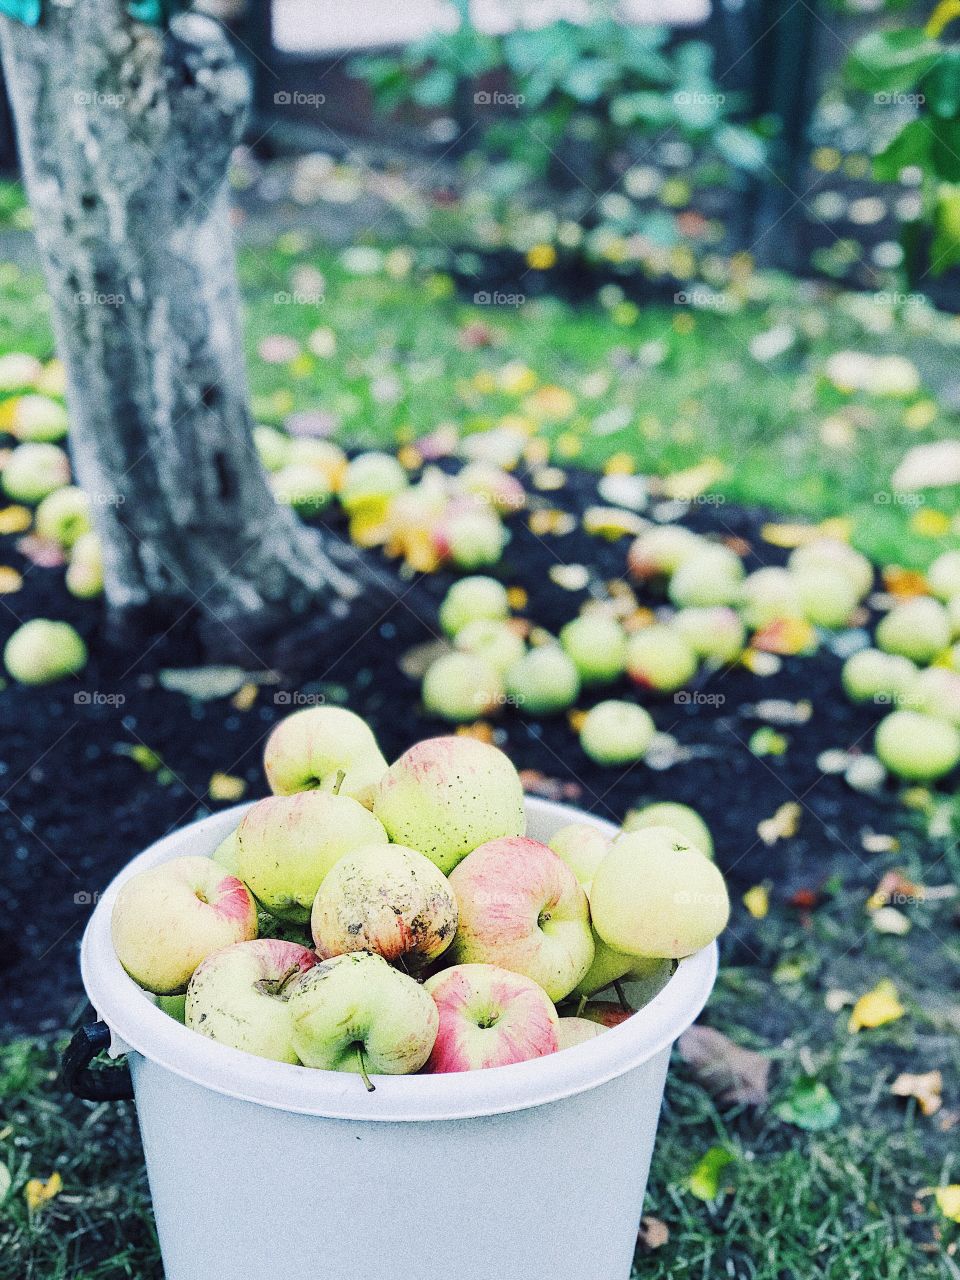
[111,707,730,1086]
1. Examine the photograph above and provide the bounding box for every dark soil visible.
[0,469,920,1036]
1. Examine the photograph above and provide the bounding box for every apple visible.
[623,801,714,858]
[339,451,407,513]
[288,439,348,491]
[374,736,525,874]
[263,706,388,809]
[185,938,318,1063]
[111,855,258,994]
[34,485,92,549]
[234,792,388,921]
[439,575,510,636]
[211,827,242,876]
[573,933,637,997]
[579,700,655,765]
[626,625,697,693]
[579,1001,631,1028]
[900,667,960,726]
[841,648,915,705]
[548,823,611,890]
[876,598,951,663]
[792,566,859,629]
[65,532,104,599]
[673,606,745,663]
[156,993,187,1023]
[269,463,332,514]
[555,1017,606,1050]
[4,619,87,685]
[253,424,291,472]
[11,393,68,442]
[454,619,525,674]
[667,545,744,608]
[0,352,41,391]
[874,709,960,781]
[738,567,804,630]
[505,644,580,715]
[627,525,701,581]
[559,613,628,684]
[287,951,438,1083]
[590,826,730,958]
[2,442,70,503]
[425,964,559,1072]
[456,461,525,514]
[787,537,872,600]
[448,836,594,1001]
[928,550,960,602]
[311,843,458,972]
[422,651,503,722]
[441,509,509,570]
[37,359,65,397]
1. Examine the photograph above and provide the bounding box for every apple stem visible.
[575,994,587,1018]
[614,980,633,1014]
[356,1044,375,1092]
[332,769,346,796]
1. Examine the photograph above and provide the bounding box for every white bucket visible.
[81,798,717,1280]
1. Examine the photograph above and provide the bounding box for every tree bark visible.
[0,1,369,658]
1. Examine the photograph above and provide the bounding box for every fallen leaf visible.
[757,802,802,846]
[848,979,905,1032]
[740,648,782,676]
[892,1070,943,1117]
[528,509,577,538]
[745,699,812,726]
[775,1077,841,1131]
[0,566,22,593]
[867,870,922,910]
[0,505,32,534]
[506,586,528,611]
[15,535,65,567]
[678,1026,770,1107]
[0,1160,10,1203]
[581,506,647,539]
[25,1172,62,1212]
[748,727,789,757]
[209,773,246,802]
[751,618,817,655]
[934,1185,960,1223]
[398,640,451,681]
[231,683,258,711]
[637,1216,669,1252]
[548,564,589,591]
[882,566,929,598]
[158,667,250,701]
[871,906,911,935]
[743,884,769,919]
[660,457,726,501]
[454,722,495,744]
[910,509,952,538]
[530,466,567,492]
[687,1146,735,1201]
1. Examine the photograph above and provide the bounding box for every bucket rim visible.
[81,798,718,1122]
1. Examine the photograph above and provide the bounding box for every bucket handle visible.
[61,1022,134,1102]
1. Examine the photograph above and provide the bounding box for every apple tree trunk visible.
[0,2,370,656]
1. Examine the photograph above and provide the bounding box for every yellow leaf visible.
[528,509,577,538]
[25,1172,62,1212]
[904,400,937,430]
[751,618,817,655]
[209,772,246,802]
[231,683,258,712]
[909,509,951,538]
[891,1070,942,1117]
[743,884,769,919]
[603,452,636,476]
[348,503,391,547]
[506,586,527,611]
[934,1185,960,1222]
[0,505,32,534]
[523,439,551,467]
[582,506,647,540]
[660,458,726,501]
[757,802,801,847]
[848,979,905,1032]
[0,566,22,593]
[927,0,960,37]
[554,433,582,458]
[526,244,557,271]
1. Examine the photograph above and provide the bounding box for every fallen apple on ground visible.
[841,648,916,706]
[559,613,628,684]
[454,618,525,674]
[876,598,951,664]
[438,575,510,636]
[579,699,655,765]
[874,709,960,781]
[505,643,581,715]
[4,619,87,685]
[422,651,503,722]
[1,441,71,502]
[626,625,697,693]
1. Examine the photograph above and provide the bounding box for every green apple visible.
[156,993,187,1023]
[111,855,258,994]
[627,525,701,581]
[793,566,859,629]
[438,575,509,636]
[623,801,714,857]
[65,532,104,599]
[626,625,697,693]
[572,933,636,998]
[668,545,745,608]
[454,619,525,674]
[263,706,388,809]
[339,451,407,513]
[253,424,291,472]
[374,736,525,874]
[288,951,439,1081]
[2,442,70,503]
[590,826,730,958]
[555,1016,606,1050]
[425,963,559,1072]
[34,485,91,549]
[559,613,628,684]
[211,827,242,876]
[269,463,332,514]
[185,938,319,1063]
[673,606,745,663]
[548,823,611,891]
[900,667,960,726]
[311,843,458,972]
[841,648,916,705]
[738,567,803,630]
[505,644,580,715]
[788,537,872,600]
[443,509,509,570]
[928,550,960,602]
[234,792,388,921]
[4,619,86,685]
[874,709,960,781]
[11,393,68,442]
[579,700,655,765]
[876,598,951,663]
[448,836,594,1001]
[422,651,503,722]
